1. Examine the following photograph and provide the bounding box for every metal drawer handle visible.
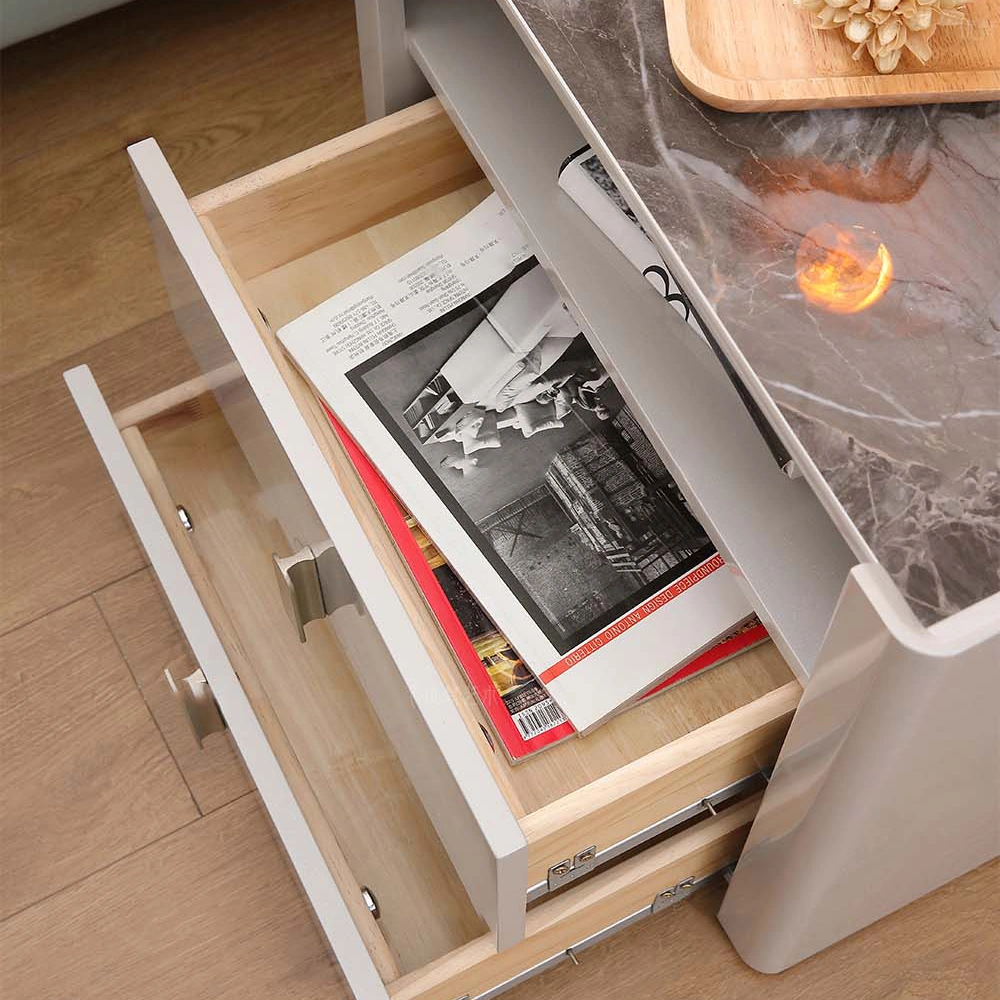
[273,541,358,642]
[165,667,226,747]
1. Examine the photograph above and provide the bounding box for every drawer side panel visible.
[127,136,527,949]
[64,365,386,1000]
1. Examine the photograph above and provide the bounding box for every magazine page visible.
[326,407,770,760]
[558,146,706,337]
[327,408,573,763]
[278,192,752,733]
[558,147,794,473]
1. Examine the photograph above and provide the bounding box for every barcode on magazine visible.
[511,697,566,740]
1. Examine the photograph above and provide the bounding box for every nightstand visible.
[65,1,1000,996]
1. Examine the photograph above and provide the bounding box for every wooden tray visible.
[662,0,1000,111]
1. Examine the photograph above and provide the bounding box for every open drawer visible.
[68,98,802,999]
[68,364,778,1000]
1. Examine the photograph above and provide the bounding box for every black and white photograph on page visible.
[349,259,714,653]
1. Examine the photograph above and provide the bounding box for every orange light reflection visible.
[795,224,894,315]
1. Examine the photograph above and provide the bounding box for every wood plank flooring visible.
[0,0,365,382]
[0,597,197,920]
[0,0,995,998]
[1,0,364,994]
[0,315,197,635]
[0,794,346,1000]
[95,569,254,814]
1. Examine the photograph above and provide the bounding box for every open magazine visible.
[278,193,754,733]
[557,147,794,474]
[327,408,769,762]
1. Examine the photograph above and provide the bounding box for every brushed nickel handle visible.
[273,548,325,643]
[272,542,358,643]
[165,667,226,747]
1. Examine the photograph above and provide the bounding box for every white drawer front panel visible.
[65,364,386,1000]
[126,138,527,950]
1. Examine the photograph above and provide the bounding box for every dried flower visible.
[793,0,976,73]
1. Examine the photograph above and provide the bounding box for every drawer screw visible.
[550,861,572,877]
[176,505,194,531]
[652,876,697,913]
[361,886,380,920]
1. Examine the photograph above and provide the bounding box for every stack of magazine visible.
[277,172,771,763]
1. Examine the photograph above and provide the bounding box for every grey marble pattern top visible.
[511,0,1000,624]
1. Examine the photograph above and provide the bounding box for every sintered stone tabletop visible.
[508,0,1000,623]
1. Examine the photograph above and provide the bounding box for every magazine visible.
[326,408,770,762]
[557,147,795,475]
[277,192,754,733]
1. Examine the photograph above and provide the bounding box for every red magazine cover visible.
[325,406,769,762]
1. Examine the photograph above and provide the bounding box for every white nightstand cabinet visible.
[65,1,999,996]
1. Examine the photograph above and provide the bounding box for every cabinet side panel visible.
[720,565,1000,972]
[354,0,432,119]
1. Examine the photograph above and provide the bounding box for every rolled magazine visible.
[557,146,795,475]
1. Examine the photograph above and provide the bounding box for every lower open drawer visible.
[68,363,778,999]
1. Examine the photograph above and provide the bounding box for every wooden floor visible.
[0,1,995,997]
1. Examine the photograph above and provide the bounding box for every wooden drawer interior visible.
[112,94,805,993]
[108,91,807,998]
[113,382,767,1000]
[185,94,801,880]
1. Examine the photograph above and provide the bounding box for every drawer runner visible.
[528,768,769,902]
[460,866,722,1000]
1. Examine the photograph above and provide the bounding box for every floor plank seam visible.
[198,783,258,818]
[92,586,203,818]
[0,561,154,642]
[0,790,259,928]
[0,810,203,926]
